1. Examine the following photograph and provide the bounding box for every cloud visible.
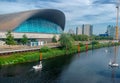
[93,0,115,4]
[0,2,37,14]
[0,0,118,34]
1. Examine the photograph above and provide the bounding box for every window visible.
[13,18,62,34]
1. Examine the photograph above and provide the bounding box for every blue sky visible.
[0,0,119,34]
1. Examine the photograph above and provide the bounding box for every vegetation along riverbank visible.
[0,33,120,66]
[0,42,119,66]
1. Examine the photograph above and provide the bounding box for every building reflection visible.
[113,46,118,64]
[110,67,116,83]
[109,46,119,83]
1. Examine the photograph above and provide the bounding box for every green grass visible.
[0,42,120,66]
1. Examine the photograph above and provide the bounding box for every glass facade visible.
[13,18,62,34]
[107,25,115,39]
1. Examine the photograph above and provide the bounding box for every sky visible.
[0,0,119,34]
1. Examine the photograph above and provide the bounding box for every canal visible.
[0,46,120,83]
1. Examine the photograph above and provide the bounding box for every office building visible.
[83,24,93,36]
[76,26,83,35]
[107,25,116,39]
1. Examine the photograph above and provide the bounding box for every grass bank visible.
[0,42,120,66]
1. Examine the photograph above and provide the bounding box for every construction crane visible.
[115,0,120,40]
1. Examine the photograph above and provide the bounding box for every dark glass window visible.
[13,18,62,34]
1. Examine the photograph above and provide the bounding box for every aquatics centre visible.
[0,9,65,46]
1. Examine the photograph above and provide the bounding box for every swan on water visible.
[105,49,108,53]
[109,61,119,67]
[33,61,42,70]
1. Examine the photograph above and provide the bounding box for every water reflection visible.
[114,46,119,63]
[111,67,116,83]
[0,55,74,83]
[0,47,120,83]
[109,46,119,83]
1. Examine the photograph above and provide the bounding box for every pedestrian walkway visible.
[0,44,59,55]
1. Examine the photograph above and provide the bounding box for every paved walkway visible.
[0,44,59,55]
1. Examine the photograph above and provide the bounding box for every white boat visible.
[33,61,42,70]
[109,61,119,67]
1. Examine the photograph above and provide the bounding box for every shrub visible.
[59,33,74,49]
[5,30,16,45]
[52,35,57,43]
[91,40,99,45]
[78,42,84,47]
[20,34,28,45]
[40,46,51,52]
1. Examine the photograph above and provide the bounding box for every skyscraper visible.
[83,24,93,36]
[107,25,120,39]
[76,26,83,35]
[107,25,116,39]
[68,28,75,34]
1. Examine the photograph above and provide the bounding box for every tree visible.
[91,40,99,45]
[71,34,89,41]
[52,35,57,43]
[5,30,16,45]
[21,34,28,45]
[59,33,74,50]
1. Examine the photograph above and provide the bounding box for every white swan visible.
[109,60,119,67]
[105,49,108,53]
[33,61,42,70]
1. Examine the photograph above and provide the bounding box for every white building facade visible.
[83,24,93,36]
[76,26,83,35]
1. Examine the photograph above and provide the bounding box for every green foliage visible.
[40,46,51,52]
[52,35,57,43]
[5,30,16,45]
[59,33,74,49]
[71,34,113,41]
[114,42,120,46]
[94,36,113,40]
[0,52,39,66]
[21,34,28,45]
[0,42,120,66]
[91,40,99,45]
[78,42,84,46]
[71,34,89,41]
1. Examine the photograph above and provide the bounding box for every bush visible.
[91,40,99,45]
[79,42,84,47]
[5,30,16,45]
[52,35,57,43]
[59,33,74,49]
[40,46,51,52]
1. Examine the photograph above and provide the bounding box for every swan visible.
[33,61,42,70]
[105,49,108,53]
[109,60,119,67]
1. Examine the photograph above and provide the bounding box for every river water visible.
[0,46,120,83]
